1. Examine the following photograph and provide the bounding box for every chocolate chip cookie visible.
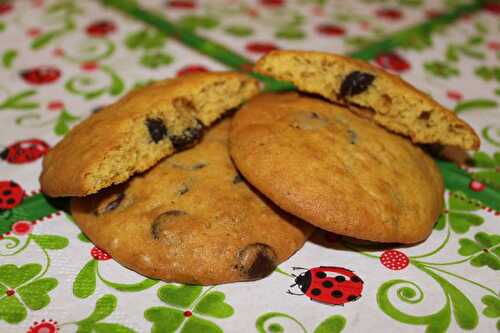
[71,119,313,285]
[255,50,479,150]
[229,92,444,244]
[41,72,260,197]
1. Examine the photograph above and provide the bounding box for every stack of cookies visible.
[40,51,479,285]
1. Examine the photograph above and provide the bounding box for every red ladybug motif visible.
[287,266,363,306]
[316,24,345,36]
[167,0,196,9]
[176,65,209,77]
[375,53,410,73]
[375,8,403,20]
[245,42,279,54]
[86,20,117,37]
[20,66,61,85]
[1,139,49,164]
[0,2,13,15]
[0,181,24,210]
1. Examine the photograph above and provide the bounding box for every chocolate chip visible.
[169,121,203,150]
[146,118,167,143]
[177,183,189,196]
[237,243,277,279]
[339,71,375,98]
[233,172,244,184]
[151,210,187,239]
[191,162,206,170]
[95,193,125,215]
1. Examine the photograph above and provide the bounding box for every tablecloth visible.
[0,0,499,332]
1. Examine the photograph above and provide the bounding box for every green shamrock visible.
[177,15,219,31]
[481,295,500,330]
[435,192,484,234]
[140,52,174,69]
[423,60,459,78]
[469,152,500,189]
[125,29,167,50]
[458,232,500,270]
[145,284,234,333]
[0,263,57,324]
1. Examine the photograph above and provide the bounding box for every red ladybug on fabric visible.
[86,20,117,37]
[1,139,50,164]
[20,66,61,85]
[287,266,363,306]
[0,181,24,210]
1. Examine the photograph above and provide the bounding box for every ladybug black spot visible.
[3,190,12,196]
[322,280,333,288]
[6,198,15,205]
[351,275,362,283]
[335,275,346,282]
[331,290,343,298]
[339,71,375,98]
[315,271,327,279]
[348,295,359,302]
[311,288,321,296]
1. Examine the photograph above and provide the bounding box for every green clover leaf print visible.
[145,284,234,333]
[0,90,39,111]
[481,295,500,330]
[0,264,57,324]
[140,52,174,69]
[423,60,459,78]
[458,232,500,270]
[73,246,158,299]
[177,15,220,31]
[434,192,484,234]
[469,152,500,189]
[474,65,500,82]
[256,312,346,333]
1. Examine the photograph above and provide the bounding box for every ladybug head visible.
[0,147,8,160]
[294,270,311,293]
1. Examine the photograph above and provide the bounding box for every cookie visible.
[71,119,313,285]
[254,50,479,150]
[229,92,444,244]
[40,72,260,197]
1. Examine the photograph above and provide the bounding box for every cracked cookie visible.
[71,119,313,285]
[40,72,260,197]
[254,50,479,150]
[229,93,444,244]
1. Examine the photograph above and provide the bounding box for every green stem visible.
[417,244,500,267]
[411,215,451,259]
[421,264,497,296]
[0,236,30,256]
[274,266,293,278]
[36,246,51,280]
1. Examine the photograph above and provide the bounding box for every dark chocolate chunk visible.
[339,71,375,98]
[146,118,168,143]
[169,121,203,150]
[191,162,206,170]
[348,129,357,144]
[233,172,244,184]
[95,193,125,215]
[237,243,277,279]
[151,210,187,239]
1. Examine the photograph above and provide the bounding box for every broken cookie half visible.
[255,50,480,150]
[40,72,260,197]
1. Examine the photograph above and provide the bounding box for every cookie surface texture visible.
[71,119,313,285]
[255,50,479,150]
[40,72,260,197]
[229,92,444,244]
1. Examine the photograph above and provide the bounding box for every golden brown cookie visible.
[255,50,479,150]
[71,119,313,285]
[41,72,260,197]
[229,93,444,244]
